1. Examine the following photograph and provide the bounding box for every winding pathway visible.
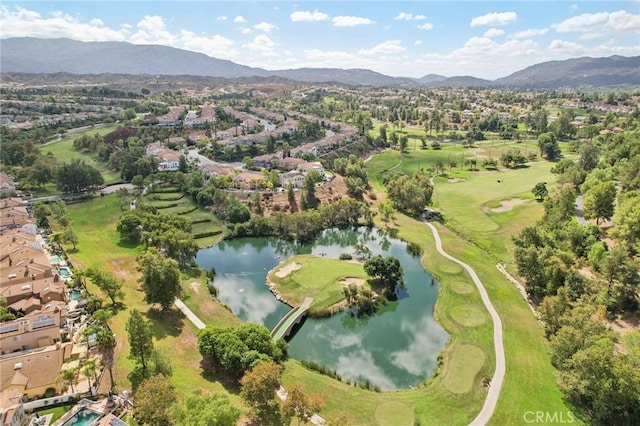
[424,222,505,426]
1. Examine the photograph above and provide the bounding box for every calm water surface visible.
[195,227,448,390]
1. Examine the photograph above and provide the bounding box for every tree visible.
[240,361,283,414]
[611,195,640,254]
[399,135,408,153]
[134,375,176,426]
[56,158,104,192]
[578,141,600,172]
[131,174,145,189]
[353,243,372,261]
[170,391,241,426]
[126,309,154,376]
[57,367,79,394]
[81,359,97,394]
[86,267,124,306]
[137,248,181,310]
[583,181,616,225]
[364,255,403,288]
[378,201,395,225]
[532,182,548,201]
[178,155,189,173]
[302,175,319,210]
[85,310,116,391]
[537,132,561,161]
[385,173,433,216]
[281,383,325,426]
[62,226,78,250]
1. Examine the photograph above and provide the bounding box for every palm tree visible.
[81,359,97,395]
[58,367,79,394]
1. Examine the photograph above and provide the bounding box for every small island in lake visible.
[266,254,371,313]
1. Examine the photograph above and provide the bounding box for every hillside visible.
[1,37,639,89]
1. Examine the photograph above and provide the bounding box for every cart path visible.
[424,222,505,426]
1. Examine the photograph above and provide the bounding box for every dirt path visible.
[424,222,505,426]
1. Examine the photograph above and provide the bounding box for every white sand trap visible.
[490,198,527,213]
[339,277,366,287]
[276,261,302,278]
[448,178,465,183]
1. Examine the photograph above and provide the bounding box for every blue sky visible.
[1,1,639,79]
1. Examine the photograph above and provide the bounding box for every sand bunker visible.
[275,261,302,278]
[448,178,465,183]
[339,277,366,287]
[490,198,527,213]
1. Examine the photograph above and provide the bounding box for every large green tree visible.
[56,158,104,193]
[583,181,616,225]
[364,255,403,288]
[385,173,433,216]
[137,248,181,310]
[126,309,154,376]
[537,132,561,161]
[240,361,283,414]
[86,267,124,306]
[134,375,176,426]
[281,383,325,426]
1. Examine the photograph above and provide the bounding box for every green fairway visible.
[268,254,368,309]
[41,124,121,184]
[443,344,486,394]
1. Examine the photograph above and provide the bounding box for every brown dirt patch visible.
[339,277,366,287]
[275,261,302,278]
[490,198,527,213]
[190,281,200,294]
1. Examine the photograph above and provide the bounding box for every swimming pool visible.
[59,267,72,277]
[61,408,102,426]
[70,289,81,300]
[51,255,65,265]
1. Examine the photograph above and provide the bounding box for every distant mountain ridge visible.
[1,37,639,89]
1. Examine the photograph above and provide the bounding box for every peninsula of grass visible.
[267,254,369,311]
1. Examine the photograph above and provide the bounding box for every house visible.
[0,305,66,355]
[0,173,16,197]
[0,388,26,426]
[0,343,70,399]
[277,157,306,171]
[298,161,326,179]
[198,164,234,179]
[0,206,29,231]
[232,171,267,190]
[279,171,305,189]
[146,143,182,172]
[252,153,282,170]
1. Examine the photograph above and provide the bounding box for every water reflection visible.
[196,227,449,390]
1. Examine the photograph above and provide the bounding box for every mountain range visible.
[2,37,639,89]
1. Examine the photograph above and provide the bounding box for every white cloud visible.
[580,32,605,40]
[180,30,236,58]
[358,40,405,55]
[253,22,276,33]
[0,5,129,41]
[414,40,423,46]
[240,27,252,35]
[394,12,426,21]
[470,11,517,27]
[131,15,175,45]
[244,34,275,55]
[511,28,549,38]
[290,9,329,22]
[417,23,434,31]
[554,10,640,33]
[216,15,227,21]
[332,16,374,27]
[233,15,247,23]
[548,39,585,54]
[483,28,505,37]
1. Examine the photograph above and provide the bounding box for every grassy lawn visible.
[267,254,368,309]
[62,195,245,411]
[33,404,74,422]
[41,124,121,184]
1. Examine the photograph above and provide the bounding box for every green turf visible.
[268,254,369,309]
[40,124,121,184]
[443,344,486,394]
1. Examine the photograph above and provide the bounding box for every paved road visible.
[27,183,135,204]
[424,222,505,426]
[174,298,205,330]
[575,195,588,226]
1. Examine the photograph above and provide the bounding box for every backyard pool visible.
[50,255,65,265]
[59,267,72,277]
[61,408,102,426]
[70,289,81,300]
